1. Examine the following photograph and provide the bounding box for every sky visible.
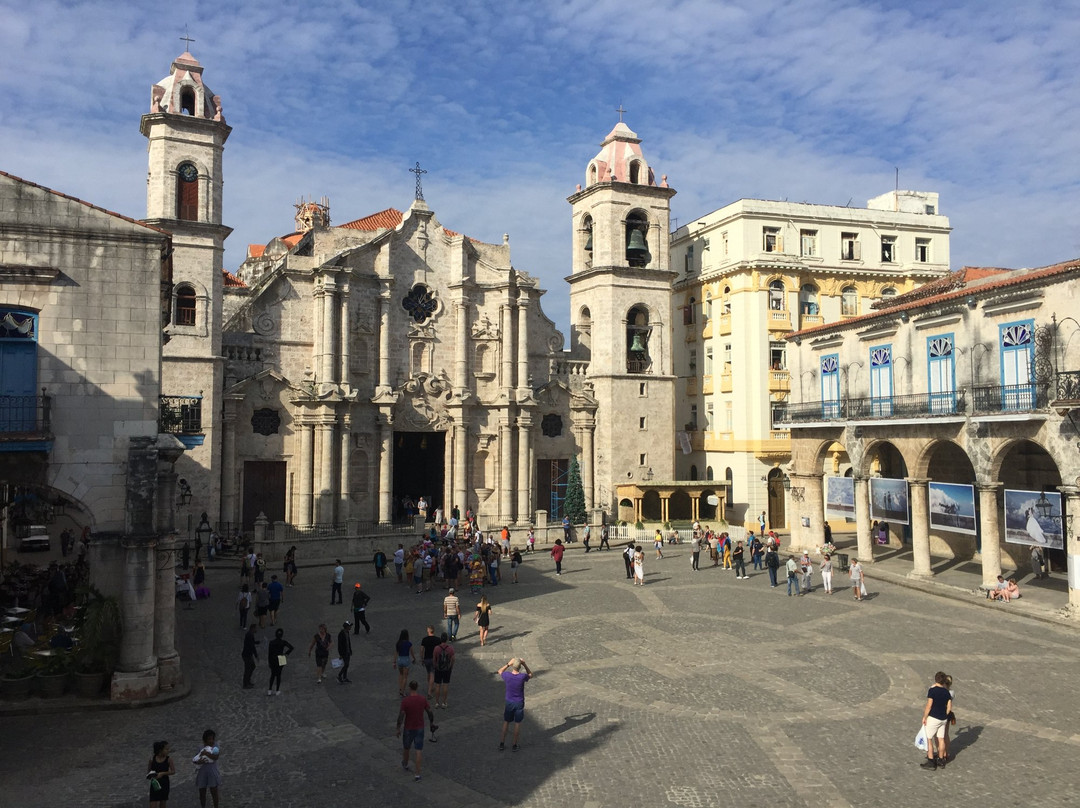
[3,0,1080,332]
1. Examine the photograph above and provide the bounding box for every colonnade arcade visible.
[616,482,728,525]
[788,433,1080,609]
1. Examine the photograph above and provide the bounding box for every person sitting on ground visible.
[987,575,1008,600]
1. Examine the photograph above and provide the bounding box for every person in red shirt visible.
[396,680,435,781]
[550,539,565,575]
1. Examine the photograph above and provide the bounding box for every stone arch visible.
[669,490,692,521]
[698,490,718,521]
[618,498,635,523]
[641,490,662,521]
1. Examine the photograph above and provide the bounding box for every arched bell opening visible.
[625,210,651,268]
[626,305,651,374]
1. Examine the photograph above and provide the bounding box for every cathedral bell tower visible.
[567,120,677,510]
[141,49,232,526]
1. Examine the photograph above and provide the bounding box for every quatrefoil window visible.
[402,284,438,323]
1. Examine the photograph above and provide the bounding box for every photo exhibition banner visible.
[869,477,910,525]
[1004,489,1064,550]
[928,482,977,535]
[825,476,855,522]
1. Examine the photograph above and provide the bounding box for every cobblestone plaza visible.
[2,546,1077,807]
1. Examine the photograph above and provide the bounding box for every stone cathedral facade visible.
[152,52,680,531]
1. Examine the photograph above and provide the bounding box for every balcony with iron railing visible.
[773,380,1070,425]
[0,392,52,445]
[160,395,204,447]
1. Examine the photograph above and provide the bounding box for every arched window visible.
[684,297,696,325]
[180,88,196,116]
[881,287,897,299]
[769,280,786,311]
[581,215,593,265]
[626,305,650,373]
[722,286,732,314]
[725,467,734,504]
[175,284,196,326]
[589,164,598,186]
[577,306,592,356]
[799,283,820,316]
[176,162,199,221]
[706,466,714,481]
[841,286,858,317]
[625,211,651,268]
[689,464,699,481]
[629,161,641,184]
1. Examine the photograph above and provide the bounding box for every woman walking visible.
[475,595,493,646]
[633,545,645,585]
[820,554,834,594]
[147,740,174,808]
[192,729,221,808]
[654,531,664,560]
[308,623,332,684]
[800,551,813,593]
[284,545,297,586]
[267,628,294,696]
[394,629,416,696]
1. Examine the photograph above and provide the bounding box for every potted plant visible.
[1,659,35,699]
[72,586,123,698]
[34,651,73,698]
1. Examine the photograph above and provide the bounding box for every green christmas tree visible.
[564,456,587,524]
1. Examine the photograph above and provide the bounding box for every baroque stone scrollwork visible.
[396,371,453,430]
[471,314,499,340]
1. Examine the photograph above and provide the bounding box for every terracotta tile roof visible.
[339,208,404,231]
[791,258,1080,339]
[222,270,246,288]
[282,234,303,249]
[247,244,265,258]
[0,169,170,237]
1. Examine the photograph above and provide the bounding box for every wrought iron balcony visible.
[970,383,1048,414]
[0,393,51,439]
[774,389,968,424]
[160,395,203,434]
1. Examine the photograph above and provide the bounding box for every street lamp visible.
[1034,489,1055,520]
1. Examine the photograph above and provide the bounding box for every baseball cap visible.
[343,621,351,628]
[448,587,455,593]
[354,583,361,588]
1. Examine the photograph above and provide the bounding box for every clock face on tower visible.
[178,163,198,182]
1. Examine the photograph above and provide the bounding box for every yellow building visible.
[669,191,951,529]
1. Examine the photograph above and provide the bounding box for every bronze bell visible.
[583,231,593,251]
[630,332,647,353]
[626,228,651,265]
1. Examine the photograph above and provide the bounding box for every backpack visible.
[434,645,453,673]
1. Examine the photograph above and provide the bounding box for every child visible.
[192,729,221,808]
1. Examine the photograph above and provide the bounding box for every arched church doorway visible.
[767,468,786,530]
[393,431,445,522]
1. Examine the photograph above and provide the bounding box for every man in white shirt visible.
[394,544,405,583]
[331,560,345,604]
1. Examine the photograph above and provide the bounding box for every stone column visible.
[516,413,532,523]
[378,415,394,523]
[221,397,239,526]
[313,281,324,383]
[516,296,529,390]
[339,278,351,385]
[854,476,874,563]
[908,477,933,578]
[112,537,159,700]
[377,293,392,392]
[453,419,468,520]
[977,482,1003,587]
[154,534,181,689]
[501,304,514,390]
[298,414,314,525]
[339,413,352,521]
[581,418,595,511]
[499,416,514,522]
[321,276,337,384]
[455,300,469,390]
[1060,486,1080,612]
[802,472,826,553]
[318,418,336,524]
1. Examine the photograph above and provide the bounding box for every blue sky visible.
[3,0,1079,331]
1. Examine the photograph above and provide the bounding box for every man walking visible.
[498,657,534,752]
[351,583,371,634]
[267,575,285,625]
[396,680,435,782]
[420,625,440,697]
[394,544,405,583]
[241,624,258,689]
[785,555,802,596]
[443,587,461,641]
[623,541,635,579]
[920,671,953,770]
[432,633,455,708]
[331,559,344,604]
[690,532,701,571]
[336,621,352,683]
[764,545,780,587]
[599,523,611,551]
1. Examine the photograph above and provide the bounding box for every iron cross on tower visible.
[180,27,195,51]
[616,103,627,122]
[410,162,428,201]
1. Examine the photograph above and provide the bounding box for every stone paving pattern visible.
[2,543,1079,807]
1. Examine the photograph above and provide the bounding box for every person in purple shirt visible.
[267,575,285,625]
[497,657,534,752]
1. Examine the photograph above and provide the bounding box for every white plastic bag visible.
[914,726,928,751]
[331,658,344,669]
